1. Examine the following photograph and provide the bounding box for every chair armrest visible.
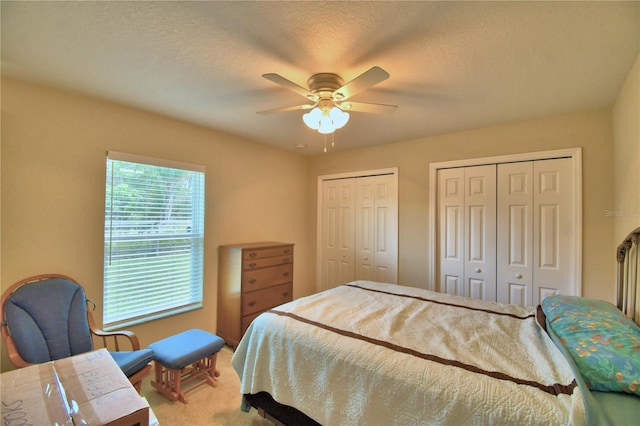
[86,305,141,351]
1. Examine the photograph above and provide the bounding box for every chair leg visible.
[128,364,151,394]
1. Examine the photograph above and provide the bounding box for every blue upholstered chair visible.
[0,274,154,393]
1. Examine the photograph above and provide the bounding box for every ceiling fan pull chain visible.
[332,133,335,148]
[324,134,327,153]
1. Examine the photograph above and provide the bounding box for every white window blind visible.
[103,151,205,329]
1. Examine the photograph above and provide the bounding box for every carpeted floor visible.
[141,345,272,425]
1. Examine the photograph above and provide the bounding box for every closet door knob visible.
[474,268,482,273]
[515,273,523,279]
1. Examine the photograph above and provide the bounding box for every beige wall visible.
[2,52,638,372]
[309,109,616,302]
[612,53,640,243]
[0,78,313,372]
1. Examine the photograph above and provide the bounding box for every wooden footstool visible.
[148,329,225,404]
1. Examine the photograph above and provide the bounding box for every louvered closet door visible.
[321,179,356,291]
[355,174,398,283]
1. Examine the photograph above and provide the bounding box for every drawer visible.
[243,245,293,260]
[241,311,264,334]
[242,283,292,316]
[242,264,293,292]
[243,255,292,270]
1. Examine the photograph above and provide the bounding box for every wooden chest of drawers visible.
[217,242,294,347]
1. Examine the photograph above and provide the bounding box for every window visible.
[103,151,205,329]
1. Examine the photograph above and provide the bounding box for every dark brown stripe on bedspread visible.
[267,309,577,397]
[346,283,535,320]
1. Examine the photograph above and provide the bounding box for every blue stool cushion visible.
[110,349,155,377]
[148,329,225,370]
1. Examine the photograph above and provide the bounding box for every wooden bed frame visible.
[244,226,640,425]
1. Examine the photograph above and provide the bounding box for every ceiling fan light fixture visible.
[318,115,335,134]
[302,107,322,130]
[303,105,350,134]
[261,66,395,141]
[330,106,349,129]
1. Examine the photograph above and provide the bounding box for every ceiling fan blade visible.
[262,73,318,101]
[335,66,390,101]
[257,103,316,115]
[338,101,397,114]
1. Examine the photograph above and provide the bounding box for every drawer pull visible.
[282,292,289,298]
[282,272,290,277]
[283,258,291,263]
[248,262,257,268]
[249,278,257,285]
[283,249,291,254]
[249,252,257,258]
[248,301,256,307]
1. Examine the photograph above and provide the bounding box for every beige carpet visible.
[140,346,272,426]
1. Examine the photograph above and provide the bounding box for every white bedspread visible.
[232,281,586,425]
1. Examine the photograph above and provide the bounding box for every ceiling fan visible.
[258,66,397,134]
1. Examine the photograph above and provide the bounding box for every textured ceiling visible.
[2,1,639,155]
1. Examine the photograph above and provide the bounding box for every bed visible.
[232,227,640,425]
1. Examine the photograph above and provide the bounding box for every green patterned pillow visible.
[541,295,640,396]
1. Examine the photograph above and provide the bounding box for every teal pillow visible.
[541,295,640,396]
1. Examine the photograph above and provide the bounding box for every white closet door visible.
[464,165,497,301]
[533,158,574,305]
[438,168,466,296]
[436,153,579,305]
[438,165,496,300]
[321,179,356,291]
[497,162,534,305]
[355,174,398,284]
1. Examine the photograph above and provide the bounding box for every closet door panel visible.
[320,171,398,291]
[539,204,559,268]
[533,158,574,305]
[323,188,339,290]
[355,180,373,282]
[497,162,533,305]
[373,176,398,283]
[438,168,465,296]
[321,179,355,291]
[356,174,398,284]
[356,178,375,281]
[437,155,577,306]
[508,284,528,306]
[464,165,497,301]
